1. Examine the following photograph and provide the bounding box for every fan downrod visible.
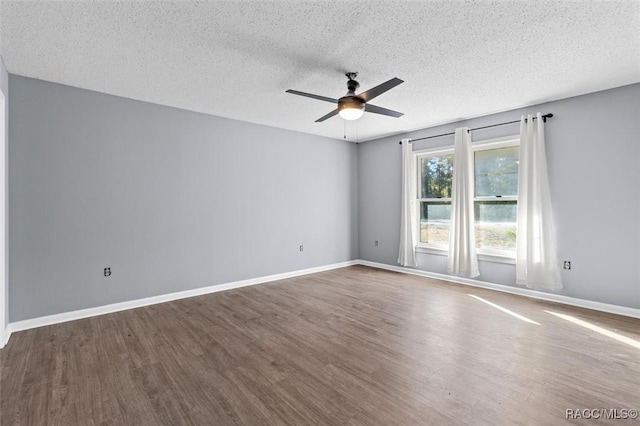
[345,72,360,95]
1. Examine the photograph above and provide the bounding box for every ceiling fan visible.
[286,72,404,122]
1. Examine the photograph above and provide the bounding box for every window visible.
[417,149,453,247]
[473,140,519,255]
[416,136,520,256]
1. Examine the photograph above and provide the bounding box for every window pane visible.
[420,202,451,245]
[474,200,517,250]
[475,146,519,197]
[420,154,453,198]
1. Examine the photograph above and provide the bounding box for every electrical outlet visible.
[299,245,304,252]
[374,240,379,246]
[104,267,111,277]
[563,261,571,270]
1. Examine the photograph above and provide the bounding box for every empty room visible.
[1,1,639,425]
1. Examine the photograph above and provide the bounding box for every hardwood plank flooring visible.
[1,265,639,425]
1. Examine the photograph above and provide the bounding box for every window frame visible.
[414,135,520,260]
[471,135,520,258]
[415,147,454,249]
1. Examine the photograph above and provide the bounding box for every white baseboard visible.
[357,260,640,319]
[3,258,637,349]
[2,260,358,347]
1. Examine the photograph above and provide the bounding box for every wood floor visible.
[1,266,639,425]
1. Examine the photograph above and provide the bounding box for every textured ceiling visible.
[1,1,639,142]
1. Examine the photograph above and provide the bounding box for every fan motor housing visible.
[338,96,365,114]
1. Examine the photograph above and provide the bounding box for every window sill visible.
[415,245,448,256]
[415,245,516,264]
[478,252,516,264]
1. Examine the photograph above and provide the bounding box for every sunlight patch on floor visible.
[468,294,540,325]
[545,310,640,350]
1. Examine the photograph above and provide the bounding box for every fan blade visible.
[357,77,404,103]
[365,103,404,118]
[315,109,339,122]
[286,90,337,104]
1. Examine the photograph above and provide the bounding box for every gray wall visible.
[9,74,639,321]
[9,75,358,321]
[1,57,8,332]
[359,84,640,309]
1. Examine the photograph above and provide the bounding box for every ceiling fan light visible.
[338,107,364,121]
[338,98,365,120]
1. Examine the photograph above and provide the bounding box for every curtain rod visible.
[398,113,553,144]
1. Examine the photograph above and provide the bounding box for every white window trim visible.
[471,134,520,150]
[415,147,454,251]
[472,135,520,258]
[414,135,520,261]
[415,245,516,264]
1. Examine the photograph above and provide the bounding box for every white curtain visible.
[448,128,480,278]
[398,138,417,267]
[516,113,562,290]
